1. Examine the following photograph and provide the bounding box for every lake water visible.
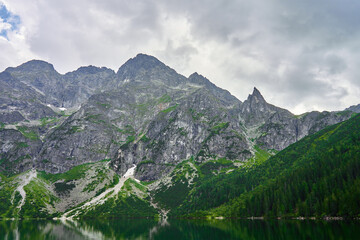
[1,218,359,239]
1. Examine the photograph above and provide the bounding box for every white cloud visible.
[0,18,11,32]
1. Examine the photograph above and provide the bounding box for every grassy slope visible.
[0,173,21,218]
[20,178,59,218]
[75,178,158,219]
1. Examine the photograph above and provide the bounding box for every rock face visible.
[5,60,116,108]
[0,53,356,179]
[238,89,352,151]
[346,104,360,113]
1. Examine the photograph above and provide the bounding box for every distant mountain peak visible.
[189,72,201,78]
[117,53,164,73]
[7,59,56,73]
[132,53,160,63]
[345,104,360,113]
[134,53,159,60]
[252,87,261,95]
[71,65,113,75]
[188,72,209,84]
[247,87,266,103]
[23,59,53,66]
[116,53,187,87]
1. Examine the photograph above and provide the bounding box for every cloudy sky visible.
[1,0,360,114]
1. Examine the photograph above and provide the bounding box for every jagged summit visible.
[188,72,201,78]
[188,72,212,85]
[188,71,241,106]
[346,104,360,113]
[240,87,292,127]
[252,87,262,97]
[135,53,161,61]
[69,65,114,75]
[247,87,266,103]
[116,53,187,86]
[6,59,56,73]
[188,72,216,87]
[117,53,166,75]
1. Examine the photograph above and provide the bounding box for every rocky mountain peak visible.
[240,87,284,127]
[6,59,56,73]
[188,72,200,78]
[71,65,113,75]
[346,104,360,113]
[188,72,241,106]
[116,53,187,86]
[116,53,166,76]
[247,87,266,104]
[188,72,212,86]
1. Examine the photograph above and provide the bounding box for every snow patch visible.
[124,164,136,177]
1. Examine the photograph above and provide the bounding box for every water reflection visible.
[1,218,360,240]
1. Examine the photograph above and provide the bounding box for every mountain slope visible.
[0,160,157,219]
[0,114,359,219]
[176,114,360,218]
[346,104,360,113]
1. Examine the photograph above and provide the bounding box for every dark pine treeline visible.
[176,114,360,218]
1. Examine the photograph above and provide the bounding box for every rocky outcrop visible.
[0,129,42,174]
[346,104,360,113]
[238,89,352,151]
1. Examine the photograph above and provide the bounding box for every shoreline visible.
[1,216,359,221]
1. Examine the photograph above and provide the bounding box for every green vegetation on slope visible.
[0,171,59,219]
[16,126,39,140]
[40,117,59,127]
[38,163,92,182]
[20,179,59,218]
[152,161,197,210]
[178,114,360,218]
[76,179,157,219]
[161,104,178,114]
[199,158,235,176]
[0,174,19,218]
[77,194,158,219]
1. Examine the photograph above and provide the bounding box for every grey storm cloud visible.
[1,0,360,114]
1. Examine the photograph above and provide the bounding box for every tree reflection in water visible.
[1,218,360,240]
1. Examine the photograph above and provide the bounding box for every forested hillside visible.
[174,114,360,218]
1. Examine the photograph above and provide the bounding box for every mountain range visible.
[0,54,359,219]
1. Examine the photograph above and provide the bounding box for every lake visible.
[1,218,359,239]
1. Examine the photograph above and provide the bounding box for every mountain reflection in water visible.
[1,218,360,240]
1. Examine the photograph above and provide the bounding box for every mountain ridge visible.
[0,53,356,179]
